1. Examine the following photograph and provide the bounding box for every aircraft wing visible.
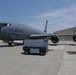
[30,33,76,43]
[30,33,58,38]
[56,34,75,37]
[30,33,74,38]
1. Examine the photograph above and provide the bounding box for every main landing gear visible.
[8,41,13,46]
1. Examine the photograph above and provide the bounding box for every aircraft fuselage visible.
[0,22,44,41]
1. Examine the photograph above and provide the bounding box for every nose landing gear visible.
[8,41,13,46]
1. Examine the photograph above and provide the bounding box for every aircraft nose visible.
[0,23,4,26]
[0,23,5,32]
[0,23,4,27]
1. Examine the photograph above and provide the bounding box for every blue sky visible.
[0,0,76,33]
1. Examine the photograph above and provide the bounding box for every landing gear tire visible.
[8,42,12,46]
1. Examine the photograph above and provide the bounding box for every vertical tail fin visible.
[44,20,48,33]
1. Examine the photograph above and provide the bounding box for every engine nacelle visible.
[50,35,59,43]
[73,35,76,42]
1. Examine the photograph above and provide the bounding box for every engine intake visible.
[51,35,59,43]
[73,35,76,42]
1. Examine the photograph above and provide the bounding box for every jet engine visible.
[50,35,59,43]
[73,35,76,42]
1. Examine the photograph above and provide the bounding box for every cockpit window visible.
[4,23,11,26]
[4,23,7,26]
[7,23,11,26]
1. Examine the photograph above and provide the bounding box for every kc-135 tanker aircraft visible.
[0,20,76,46]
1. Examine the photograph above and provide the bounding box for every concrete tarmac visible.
[0,41,76,75]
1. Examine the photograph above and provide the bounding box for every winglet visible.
[44,20,48,33]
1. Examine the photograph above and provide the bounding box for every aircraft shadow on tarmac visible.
[66,51,76,54]
[0,42,23,47]
[48,44,76,46]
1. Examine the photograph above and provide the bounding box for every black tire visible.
[8,42,12,46]
[40,49,46,56]
[24,51,28,55]
[40,51,46,56]
[24,49,30,55]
